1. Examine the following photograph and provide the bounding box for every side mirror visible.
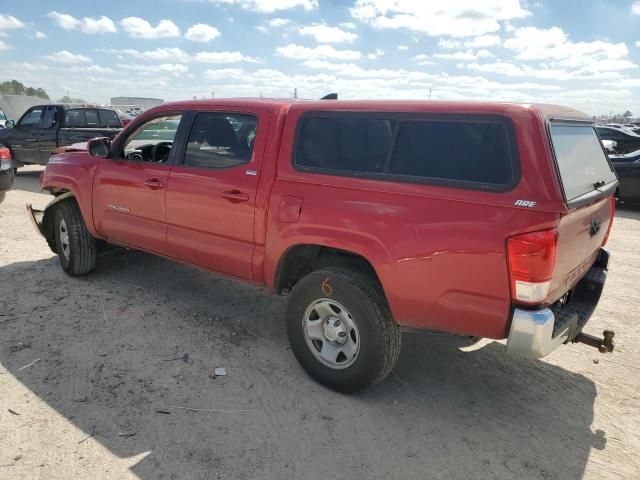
[602,140,617,153]
[5,120,14,128]
[87,137,111,158]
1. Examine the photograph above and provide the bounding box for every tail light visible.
[0,146,11,171]
[507,229,558,305]
[602,196,615,246]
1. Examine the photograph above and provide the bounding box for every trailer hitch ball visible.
[573,330,615,353]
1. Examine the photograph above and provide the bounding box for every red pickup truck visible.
[28,99,617,393]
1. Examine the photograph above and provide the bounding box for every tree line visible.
[0,80,50,100]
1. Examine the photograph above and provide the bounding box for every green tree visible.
[0,80,50,100]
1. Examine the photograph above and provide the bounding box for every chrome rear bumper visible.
[507,248,610,359]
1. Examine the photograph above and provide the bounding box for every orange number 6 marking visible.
[321,278,333,296]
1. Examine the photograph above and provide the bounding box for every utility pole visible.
[293,88,298,99]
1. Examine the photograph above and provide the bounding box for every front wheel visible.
[286,267,401,393]
[54,200,97,275]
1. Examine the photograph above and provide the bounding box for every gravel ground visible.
[1,166,639,480]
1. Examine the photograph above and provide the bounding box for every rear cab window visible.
[549,123,618,205]
[293,113,518,191]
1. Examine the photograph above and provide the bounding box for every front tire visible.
[286,267,401,393]
[54,200,97,275]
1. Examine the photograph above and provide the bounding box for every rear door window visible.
[85,109,99,127]
[294,116,396,174]
[390,120,514,185]
[99,109,120,128]
[549,124,617,202]
[64,109,86,127]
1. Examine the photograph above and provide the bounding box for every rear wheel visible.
[286,267,401,393]
[54,200,97,275]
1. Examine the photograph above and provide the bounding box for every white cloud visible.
[502,26,636,75]
[44,50,92,64]
[185,23,221,42]
[256,26,269,33]
[99,47,191,62]
[48,11,117,34]
[340,22,356,29]
[299,24,358,43]
[438,34,500,49]
[465,34,500,48]
[350,0,529,37]
[210,0,318,13]
[194,51,258,63]
[117,63,188,75]
[465,61,626,81]
[268,18,292,27]
[434,50,477,60]
[276,43,362,60]
[632,1,640,15]
[0,39,9,51]
[0,14,25,30]
[397,45,409,50]
[204,68,246,80]
[78,65,114,74]
[414,54,434,65]
[35,31,47,39]
[367,48,384,59]
[119,17,180,39]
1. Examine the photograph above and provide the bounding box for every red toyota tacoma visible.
[28,99,617,393]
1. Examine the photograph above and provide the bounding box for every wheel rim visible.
[59,218,70,259]
[302,298,360,370]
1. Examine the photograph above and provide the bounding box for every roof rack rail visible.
[320,93,338,100]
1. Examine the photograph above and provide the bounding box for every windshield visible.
[549,124,617,202]
[0,112,6,120]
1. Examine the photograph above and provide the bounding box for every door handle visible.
[222,190,250,203]
[144,178,165,190]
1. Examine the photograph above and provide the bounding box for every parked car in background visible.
[596,126,640,154]
[28,99,617,393]
[0,146,14,203]
[117,112,135,127]
[0,104,122,168]
[0,111,8,128]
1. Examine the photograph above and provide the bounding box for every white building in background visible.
[110,96,164,111]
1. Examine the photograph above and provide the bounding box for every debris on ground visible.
[17,358,41,371]
[9,342,31,353]
[8,408,20,416]
[163,353,189,363]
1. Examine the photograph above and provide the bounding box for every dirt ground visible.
[0,166,639,480]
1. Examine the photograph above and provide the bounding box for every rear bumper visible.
[507,248,609,359]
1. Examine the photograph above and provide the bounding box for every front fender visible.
[41,152,102,237]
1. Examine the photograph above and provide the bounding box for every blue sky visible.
[1,0,640,115]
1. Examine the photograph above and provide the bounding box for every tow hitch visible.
[573,330,615,353]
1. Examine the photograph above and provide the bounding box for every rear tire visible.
[54,200,97,275]
[286,267,401,393]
